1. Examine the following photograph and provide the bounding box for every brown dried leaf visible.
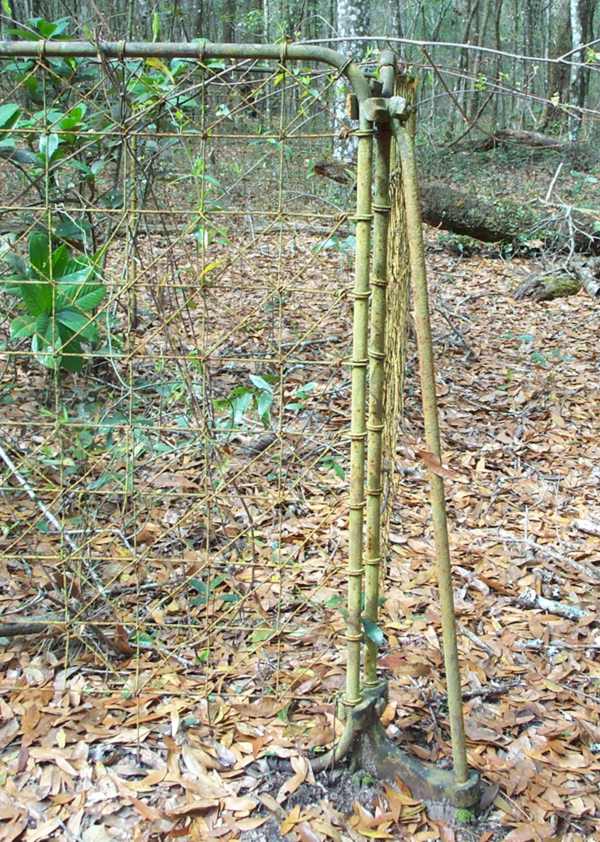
[416,449,460,480]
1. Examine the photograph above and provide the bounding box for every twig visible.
[301,34,600,71]
[420,46,469,126]
[574,518,600,537]
[445,90,495,149]
[571,258,600,299]
[461,679,521,701]
[0,618,63,637]
[459,624,495,656]
[518,587,585,621]
[0,439,123,652]
[496,529,599,581]
[435,303,476,359]
[544,161,564,203]
[0,438,111,597]
[0,441,78,553]
[433,678,520,704]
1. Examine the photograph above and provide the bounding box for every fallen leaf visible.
[296,821,322,842]
[82,829,116,842]
[416,449,461,480]
[25,818,62,841]
[277,754,309,802]
[280,804,302,834]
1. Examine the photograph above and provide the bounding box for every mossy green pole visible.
[345,108,373,710]
[364,118,391,688]
[391,114,469,785]
[0,40,371,104]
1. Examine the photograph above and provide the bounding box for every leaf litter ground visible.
[0,232,598,841]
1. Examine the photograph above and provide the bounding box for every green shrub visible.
[3,232,106,372]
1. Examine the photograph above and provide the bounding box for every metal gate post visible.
[345,106,373,710]
[364,54,394,689]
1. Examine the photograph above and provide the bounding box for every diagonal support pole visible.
[390,104,470,787]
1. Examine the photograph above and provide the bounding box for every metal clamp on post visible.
[388,95,409,121]
[362,97,389,124]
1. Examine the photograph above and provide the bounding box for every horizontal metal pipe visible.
[0,40,371,101]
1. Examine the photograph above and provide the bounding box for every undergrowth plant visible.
[2,231,106,372]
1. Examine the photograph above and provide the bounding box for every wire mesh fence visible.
[0,46,369,735]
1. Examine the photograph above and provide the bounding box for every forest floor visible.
[0,227,598,842]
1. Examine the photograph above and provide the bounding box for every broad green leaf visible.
[189,578,208,594]
[39,132,60,159]
[325,594,344,609]
[59,345,84,371]
[75,286,106,311]
[32,107,63,124]
[32,326,59,370]
[256,390,272,424]
[2,251,27,277]
[58,104,86,130]
[250,627,275,643]
[54,217,91,243]
[249,374,273,393]
[57,309,98,341]
[331,460,345,479]
[10,314,37,339]
[51,243,70,278]
[29,231,51,277]
[34,312,50,337]
[231,390,253,425]
[57,267,95,288]
[294,381,317,399]
[6,28,40,41]
[0,103,20,130]
[362,618,385,649]
[18,280,52,316]
[57,324,85,371]
[68,160,92,176]
[37,17,70,38]
[134,632,154,648]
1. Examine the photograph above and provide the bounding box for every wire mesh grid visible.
[0,49,364,742]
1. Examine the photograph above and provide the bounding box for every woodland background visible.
[0,2,598,842]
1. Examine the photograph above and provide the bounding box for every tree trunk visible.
[570,0,584,138]
[543,0,572,129]
[333,0,370,162]
[222,0,236,42]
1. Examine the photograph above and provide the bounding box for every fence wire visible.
[0,49,365,737]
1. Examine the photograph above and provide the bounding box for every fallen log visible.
[313,162,600,255]
[475,129,567,151]
[419,182,600,255]
[513,257,600,301]
[513,271,582,302]
[575,258,600,298]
